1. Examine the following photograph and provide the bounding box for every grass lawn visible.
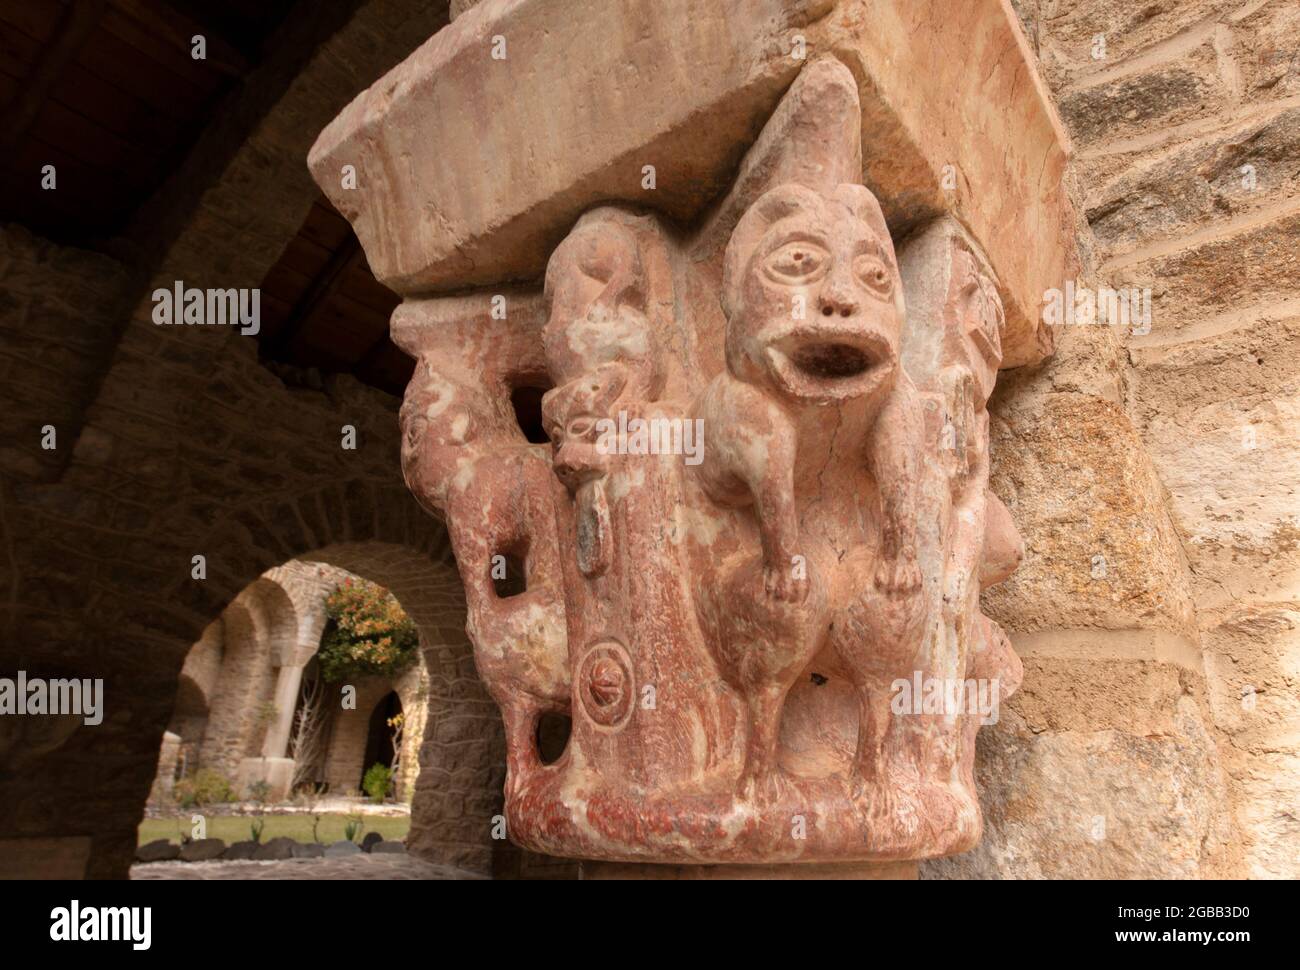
[139,813,410,847]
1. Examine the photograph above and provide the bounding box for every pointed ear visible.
[833,183,897,268]
[722,183,824,318]
[694,56,861,259]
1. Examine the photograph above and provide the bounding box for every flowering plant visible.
[317,578,418,681]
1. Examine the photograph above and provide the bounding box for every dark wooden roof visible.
[0,0,414,397]
[258,196,408,395]
[0,0,295,246]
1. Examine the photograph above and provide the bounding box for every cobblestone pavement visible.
[131,856,484,880]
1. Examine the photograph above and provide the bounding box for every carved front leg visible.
[694,375,807,604]
[868,375,924,593]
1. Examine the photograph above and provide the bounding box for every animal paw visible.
[739,768,794,806]
[764,560,810,604]
[874,550,921,594]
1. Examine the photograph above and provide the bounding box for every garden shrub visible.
[317,578,418,681]
[172,769,235,808]
[362,762,393,804]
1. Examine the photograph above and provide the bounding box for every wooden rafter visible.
[263,234,362,358]
[109,0,252,77]
[0,0,109,154]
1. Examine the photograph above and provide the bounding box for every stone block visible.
[923,645,1237,879]
[222,840,259,860]
[135,839,180,863]
[1086,105,1300,252]
[179,838,227,862]
[1105,208,1300,339]
[1035,0,1238,92]
[252,836,298,860]
[983,392,1195,634]
[310,0,1077,367]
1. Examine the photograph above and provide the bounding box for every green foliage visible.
[246,779,272,805]
[316,578,418,681]
[250,817,265,844]
[362,762,393,804]
[172,769,235,809]
[343,815,363,843]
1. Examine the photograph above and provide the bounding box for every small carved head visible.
[948,247,1005,405]
[722,182,905,406]
[398,360,483,508]
[543,216,663,399]
[545,219,645,325]
[541,364,628,492]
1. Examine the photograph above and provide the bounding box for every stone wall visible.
[1037,0,1298,882]
[0,0,523,880]
[926,0,1297,879]
[0,226,135,487]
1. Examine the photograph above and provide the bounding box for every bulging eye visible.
[568,417,594,439]
[855,254,893,296]
[764,242,831,285]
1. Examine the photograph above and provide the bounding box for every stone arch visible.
[323,678,400,793]
[0,1,456,879]
[296,538,504,874]
[198,594,274,777]
[169,675,210,750]
[244,575,300,669]
[129,480,507,876]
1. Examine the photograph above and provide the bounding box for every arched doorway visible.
[360,691,403,793]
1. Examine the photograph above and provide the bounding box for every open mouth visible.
[766,330,894,401]
[788,342,874,380]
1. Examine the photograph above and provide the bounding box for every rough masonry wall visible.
[1030,0,1298,882]
[938,0,1297,879]
[0,226,133,485]
[0,0,518,880]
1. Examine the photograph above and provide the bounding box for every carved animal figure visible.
[541,363,629,578]
[540,212,665,581]
[694,182,925,601]
[399,359,569,786]
[692,180,926,800]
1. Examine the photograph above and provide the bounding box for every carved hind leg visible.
[737,684,791,804]
[850,686,894,804]
[499,698,541,798]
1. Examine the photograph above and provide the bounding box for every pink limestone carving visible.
[388,56,1024,865]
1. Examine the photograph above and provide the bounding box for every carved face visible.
[948,248,1004,406]
[541,364,627,492]
[543,217,656,389]
[723,183,904,406]
[398,361,482,506]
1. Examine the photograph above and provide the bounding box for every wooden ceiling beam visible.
[0,0,108,154]
[108,0,252,77]
[263,234,362,358]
